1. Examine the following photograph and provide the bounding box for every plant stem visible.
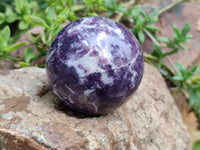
[162,63,175,76]
[143,52,158,61]
[31,53,46,62]
[72,5,86,12]
[144,52,175,76]
[158,0,188,16]
[163,49,178,56]
[143,29,160,46]
[144,58,157,67]
[6,55,23,61]
[143,27,179,73]
[166,56,178,71]
[115,0,136,22]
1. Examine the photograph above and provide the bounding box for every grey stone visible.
[0,63,191,150]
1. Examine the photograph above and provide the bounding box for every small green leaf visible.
[0,13,5,24]
[172,23,180,39]
[68,11,79,21]
[5,6,17,23]
[158,37,169,43]
[189,89,200,114]
[6,14,18,23]
[157,58,163,70]
[72,4,85,11]
[196,88,200,98]
[138,7,146,17]
[1,26,10,43]
[51,26,64,41]
[149,7,159,24]
[166,40,175,49]
[138,30,145,44]
[186,34,192,40]
[28,15,49,28]
[146,25,161,32]
[15,0,23,14]
[105,0,117,11]
[19,20,29,30]
[8,41,28,53]
[181,23,190,36]
[19,62,30,67]
[67,0,76,8]
[46,6,56,23]
[189,65,199,74]
[57,8,69,23]
[88,12,98,16]
[172,75,184,81]
[135,16,142,29]
[178,44,188,51]
[129,5,141,17]
[117,5,126,13]
[193,140,200,150]
[24,48,35,63]
[29,1,39,12]
[172,23,179,33]
[174,62,187,75]
[152,44,163,57]
[60,0,66,7]
[106,11,113,17]
[40,64,46,68]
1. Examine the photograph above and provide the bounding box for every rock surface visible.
[0,63,191,150]
[0,59,15,70]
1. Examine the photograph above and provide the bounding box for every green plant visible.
[19,47,36,67]
[152,23,192,70]
[14,0,39,30]
[130,1,200,131]
[0,5,17,26]
[0,0,40,30]
[128,5,160,44]
[84,0,106,16]
[112,0,200,131]
[20,6,70,67]
[130,4,200,126]
[173,63,200,117]
[0,26,27,61]
[105,0,126,17]
[193,140,200,150]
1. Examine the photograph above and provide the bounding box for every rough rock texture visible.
[0,63,191,150]
[0,59,15,70]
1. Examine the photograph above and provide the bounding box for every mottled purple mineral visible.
[46,16,144,116]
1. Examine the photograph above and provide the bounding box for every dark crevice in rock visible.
[53,99,98,119]
[37,85,51,97]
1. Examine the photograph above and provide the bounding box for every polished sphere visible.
[46,16,144,116]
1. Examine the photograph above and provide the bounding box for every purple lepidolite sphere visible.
[46,16,144,116]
